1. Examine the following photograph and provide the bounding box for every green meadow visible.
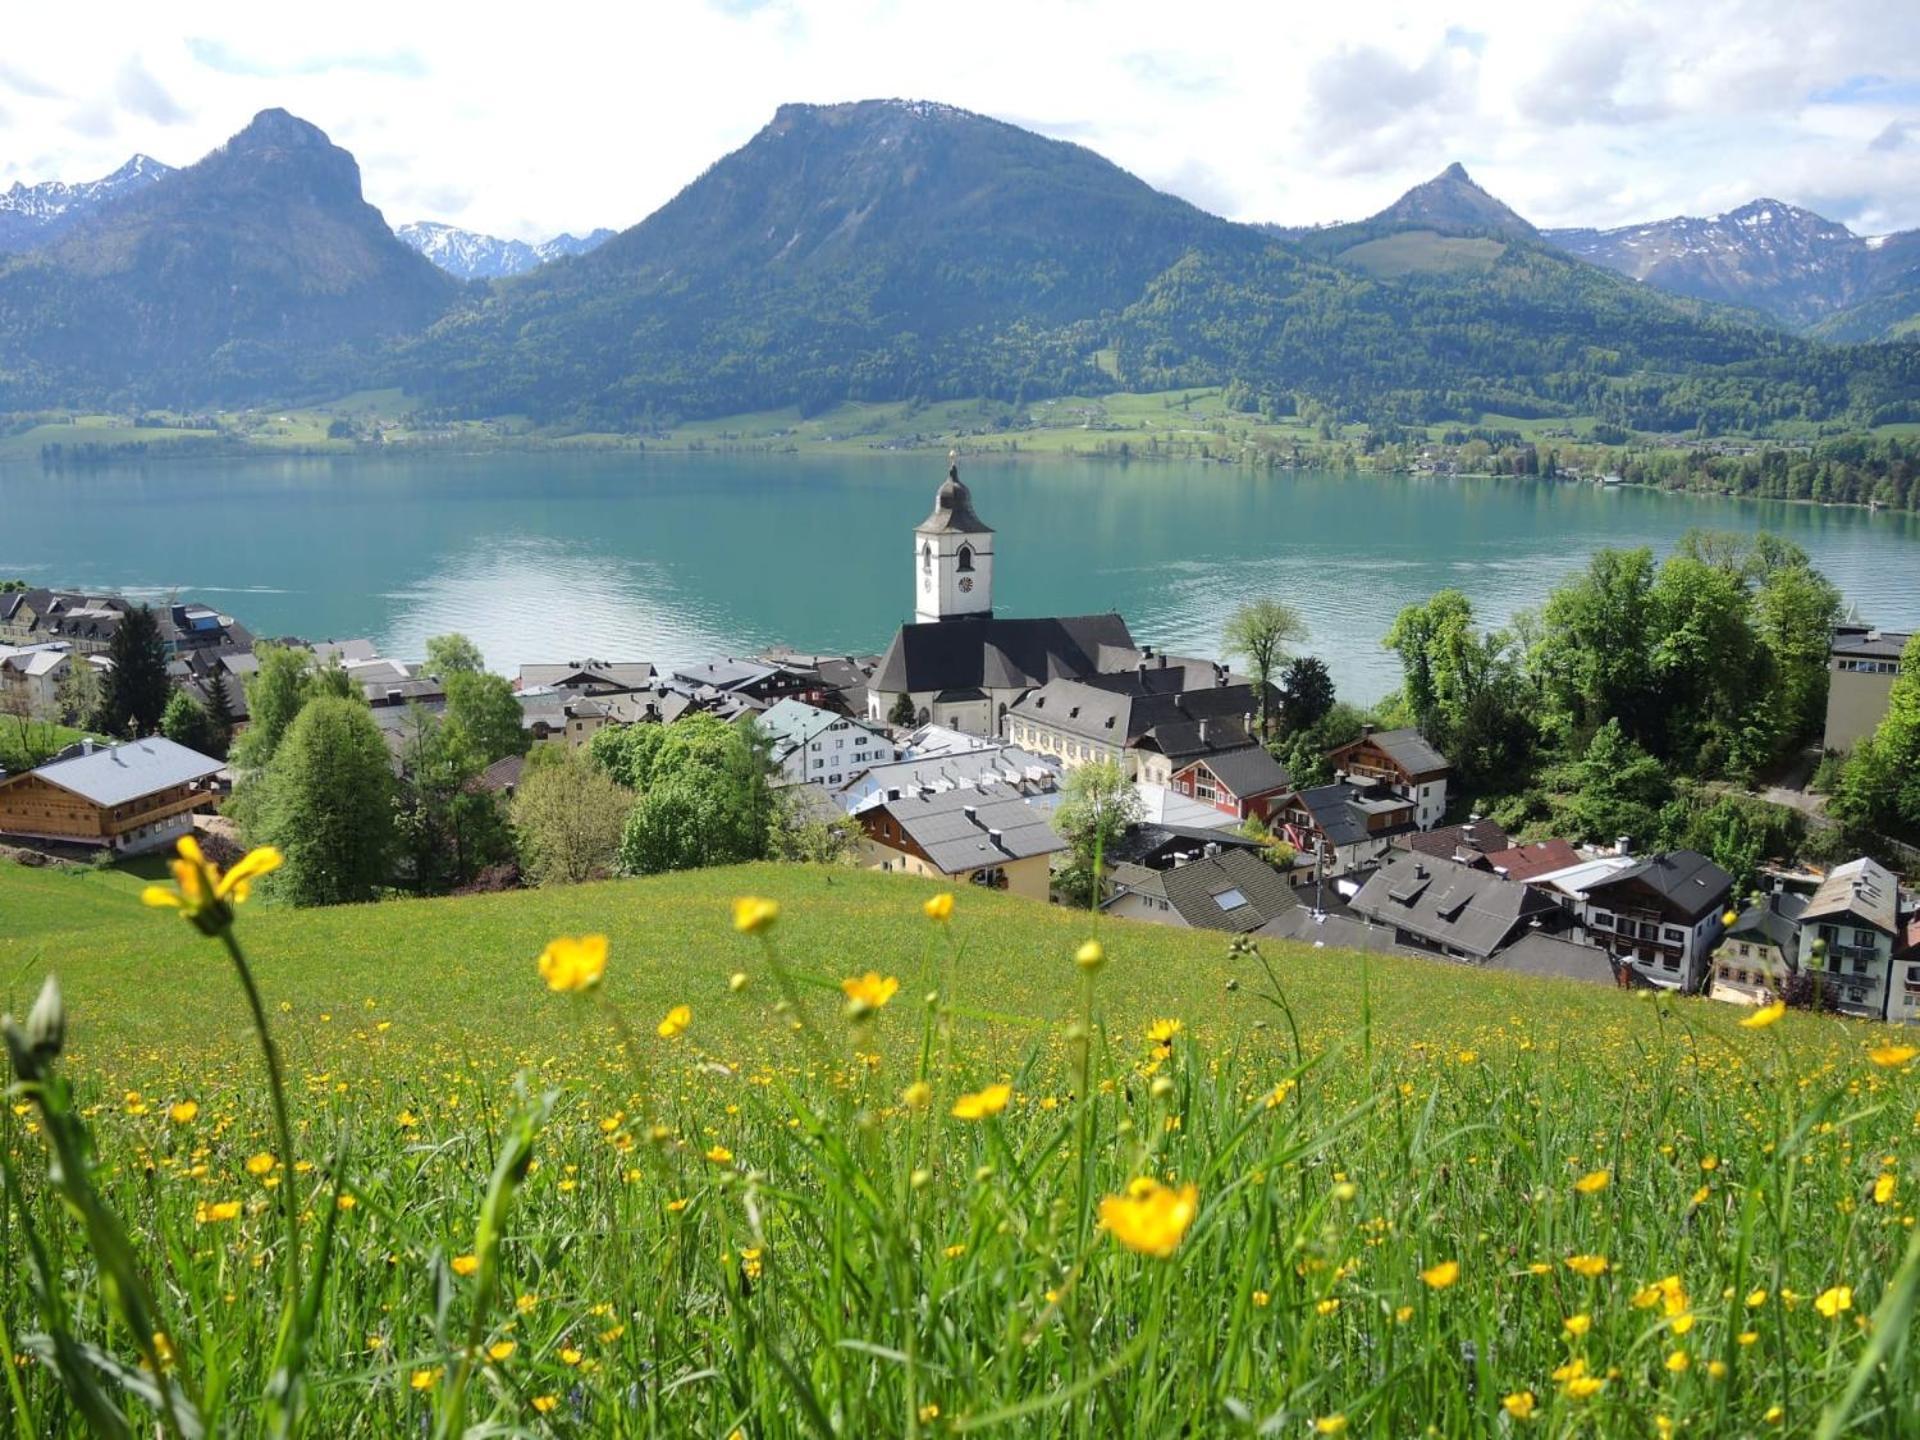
[0,857,1915,1436]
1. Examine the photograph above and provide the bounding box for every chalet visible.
[517,660,657,695]
[856,779,1065,900]
[1483,838,1582,883]
[1711,890,1807,1007]
[1823,624,1911,753]
[1325,725,1451,830]
[1397,816,1509,864]
[1797,858,1907,1021]
[1103,847,1298,932]
[666,658,824,707]
[1577,850,1734,992]
[868,462,1136,734]
[833,744,1058,815]
[0,737,222,853]
[1274,775,1418,876]
[0,643,74,716]
[755,699,899,788]
[1102,821,1264,871]
[1349,853,1563,962]
[1168,745,1293,823]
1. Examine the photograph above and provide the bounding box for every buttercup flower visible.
[1740,1000,1785,1029]
[1565,1254,1610,1278]
[951,1083,1011,1120]
[142,836,282,934]
[1098,1177,1199,1257]
[1574,1169,1611,1194]
[840,972,900,1015]
[1814,1285,1852,1318]
[1503,1391,1536,1420]
[538,935,608,994]
[732,897,780,934]
[1868,1044,1917,1068]
[923,892,954,922]
[1420,1259,1461,1289]
[657,1004,692,1039]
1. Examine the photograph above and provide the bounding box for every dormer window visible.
[957,543,975,573]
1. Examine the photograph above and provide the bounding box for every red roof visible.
[1484,839,1582,884]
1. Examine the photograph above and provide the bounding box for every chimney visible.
[1616,834,1631,857]
[1158,653,1168,669]
[987,828,1004,848]
[1198,719,1209,745]
[1414,861,1427,879]
[81,737,94,756]
[963,805,978,825]
[1361,722,1376,738]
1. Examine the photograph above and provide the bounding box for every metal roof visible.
[1801,857,1901,935]
[1350,853,1560,959]
[870,780,1066,875]
[15,737,221,807]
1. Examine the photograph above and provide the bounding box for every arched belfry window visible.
[921,541,932,571]
[957,543,974,573]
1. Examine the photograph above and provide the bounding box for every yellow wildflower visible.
[951,1083,1012,1120]
[1566,1376,1604,1399]
[1146,1018,1183,1046]
[532,1395,559,1414]
[1874,1172,1897,1205]
[1868,1044,1918,1068]
[1420,1259,1461,1290]
[731,896,779,934]
[1574,1169,1611,1194]
[487,1341,515,1361]
[1740,1000,1785,1029]
[1814,1285,1852,1318]
[1075,938,1106,972]
[1563,1312,1591,1337]
[1502,1391,1536,1420]
[840,972,900,1014]
[141,837,282,931]
[901,1081,932,1109]
[410,1368,441,1390]
[245,1152,277,1177]
[1665,1349,1689,1373]
[656,1004,692,1039]
[196,1200,241,1224]
[451,1254,479,1277]
[168,1101,199,1125]
[1565,1253,1610,1278]
[1098,1177,1200,1258]
[537,934,608,994]
[923,892,954,921]
[705,1145,733,1164]
[1313,1418,1347,1436]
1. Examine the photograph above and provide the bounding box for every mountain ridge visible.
[0,154,176,253]
[397,221,616,279]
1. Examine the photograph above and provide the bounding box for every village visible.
[3,460,1917,1023]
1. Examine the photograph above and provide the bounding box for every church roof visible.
[916,463,993,535]
[874,614,1134,696]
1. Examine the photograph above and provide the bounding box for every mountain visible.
[397,221,616,279]
[0,154,176,253]
[0,110,459,408]
[403,116,1912,434]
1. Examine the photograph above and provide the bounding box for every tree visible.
[512,748,636,885]
[255,696,395,906]
[160,689,222,758]
[1534,548,1659,746]
[1222,599,1308,734]
[1649,554,1769,775]
[55,656,103,730]
[1750,559,1841,745]
[202,667,237,751]
[589,722,668,791]
[426,633,486,677]
[616,715,775,875]
[445,668,527,765]
[1277,656,1334,737]
[769,793,864,866]
[888,692,918,728]
[233,643,315,769]
[98,603,170,738]
[0,690,62,771]
[392,708,513,894]
[1550,720,1673,846]
[1051,759,1143,908]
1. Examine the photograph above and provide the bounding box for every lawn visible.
[0,857,1915,1436]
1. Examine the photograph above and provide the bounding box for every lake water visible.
[4,453,1917,702]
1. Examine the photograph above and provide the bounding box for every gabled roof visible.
[1010,674,1257,751]
[757,698,863,753]
[1285,779,1416,849]
[1483,838,1581,883]
[1350,853,1559,959]
[868,779,1066,875]
[1729,891,1808,952]
[1801,857,1901,935]
[6,737,221,807]
[1400,818,1510,862]
[518,660,655,692]
[1330,726,1450,779]
[1484,933,1621,986]
[1146,715,1256,766]
[1175,744,1292,798]
[1584,850,1733,920]
[874,614,1134,696]
[1154,848,1299,932]
[837,746,1057,811]
[1102,822,1264,869]
[668,658,779,692]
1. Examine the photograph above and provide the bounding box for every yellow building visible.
[1823,625,1911,753]
[856,779,1065,901]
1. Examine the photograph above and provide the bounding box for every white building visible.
[756,699,899,788]
[1797,858,1909,1021]
[0,642,74,717]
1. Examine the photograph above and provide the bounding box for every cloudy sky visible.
[4,0,1918,242]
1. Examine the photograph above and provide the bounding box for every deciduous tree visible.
[512,748,635,886]
[255,696,395,906]
[1222,599,1307,734]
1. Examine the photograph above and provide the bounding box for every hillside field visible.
[0,858,1916,1436]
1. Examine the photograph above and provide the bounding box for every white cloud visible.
[0,0,1917,239]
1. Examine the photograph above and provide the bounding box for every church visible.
[868,459,1139,734]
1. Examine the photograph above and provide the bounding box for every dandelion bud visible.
[1064,1021,1089,1043]
[1150,1076,1175,1099]
[1075,939,1106,973]
[2,974,65,1082]
[974,1165,995,1183]
[728,972,749,993]
[910,1168,932,1190]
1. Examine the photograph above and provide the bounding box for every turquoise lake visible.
[3,453,1916,702]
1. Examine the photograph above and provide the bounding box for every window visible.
[1590,912,1613,930]
[921,542,932,572]
[1213,888,1249,910]
[1663,927,1685,943]
[957,543,974,573]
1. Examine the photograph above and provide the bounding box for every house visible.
[0,737,222,853]
[1711,890,1807,1007]
[1103,847,1299,932]
[1325,725,1451,830]
[856,778,1066,899]
[1002,672,1261,782]
[1823,624,1912,753]
[1483,839,1583,883]
[1348,853,1564,962]
[0,590,130,653]
[1397,816,1510,864]
[1577,850,1734,992]
[0,643,73,717]
[1483,933,1622,987]
[898,723,1006,759]
[474,754,526,798]
[518,690,657,747]
[1168,745,1294,823]
[665,658,823,707]
[833,744,1058,815]
[1273,775,1419,876]
[1102,821,1265,872]
[755,650,877,718]
[1796,858,1907,1021]
[517,660,656,696]
[1526,853,1639,918]
[868,461,1136,734]
[756,699,899,787]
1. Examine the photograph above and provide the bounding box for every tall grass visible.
[1,842,1916,1436]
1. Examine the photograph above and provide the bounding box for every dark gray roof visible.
[1258,908,1406,954]
[1147,716,1256,766]
[1399,818,1510,861]
[1729,891,1807,952]
[870,779,1066,874]
[1008,674,1257,749]
[1287,779,1415,849]
[518,661,655,692]
[916,464,992,535]
[9,737,221,806]
[1350,853,1560,959]
[1830,625,1912,662]
[668,658,779,691]
[1102,822,1263,869]
[1155,848,1300,932]
[1484,933,1621,986]
[1333,726,1450,778]
[874,614,1134,695]
[1585,850,1733,920]
[1177,744,1292,798]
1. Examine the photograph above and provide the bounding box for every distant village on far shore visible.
[3,460,1917,1024]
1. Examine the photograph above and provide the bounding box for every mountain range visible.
[395,221,616,279]
[0,154,175,252]
[1,103,1917,428]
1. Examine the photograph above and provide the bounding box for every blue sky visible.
[3,0,1917,241]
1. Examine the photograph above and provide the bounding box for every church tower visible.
[914,455,994,624]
